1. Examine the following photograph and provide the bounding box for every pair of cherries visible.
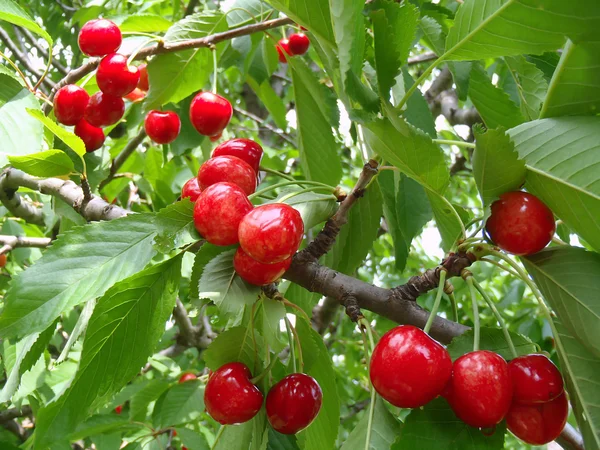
[277,32,310,63]
[204,362,322,435]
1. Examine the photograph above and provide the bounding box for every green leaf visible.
[152,380,204,428]
[287,57,342,186]
[258,298,286,353]
[340,396,401,450]
[427,192,466,251]
[0,332,40,402]
[267,428,300,450]
[129,379,172,422]
[265,0,335,47]
[198,249,260,314]
[213,417,254,450]
[393,398,506,449]
[27,109,86,157]
[523,246,600,358]
[504,55,548,121]
[447,327,537,361]
[164,11,228,43]
[540,39,600,118]
[34,256,182,446]
[279,191,338,230]
[399,69,437,138]
[155,199,200,253]
[472,127,526,206]
[203,325,261,371]
[119,14,173,32]
[8,150,75,177]
[189,243,230,302]
[0,0,52,45]
[224,0,273,27]
[69,415,140,441]
[175,427,210,450]
[508,116,600,252]
[0,214,157,338]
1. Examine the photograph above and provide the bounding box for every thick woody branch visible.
[0,235,52,255]
[0,405,32,424]
[408,52,437,66]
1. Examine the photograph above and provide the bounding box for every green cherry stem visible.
[464,274,480,352]
[259,166,295,181]
[250,356,279,385]
[423,269,447,334]
[358,318,376,450]
[448,292,459,322]
[479,257,522,279]
[248,180,335,200]
[211,425,226,450]
[277,186,335,203]
[212,47,218,94]
[432,139,476,149]
[285,315,297,372]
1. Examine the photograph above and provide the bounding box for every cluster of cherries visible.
[276,31,310,63]
[181,138,304,286]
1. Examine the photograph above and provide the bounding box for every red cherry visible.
[137,63,149,91]
[78,19,122,57]
[144,110,181,144]
[445,350,513,428]
[124,88,146,103]
[266,373,322,435]
[276,39,291,63]
[509,354,564,405]
[0,254,7,268]
[198,155,257,195]
[74,119,105,152]
[370,325,452,408]
[182,177,202,202]
[238,203,304,264]
[189,92,233,136]
[210,133,222,142]
[234,247,292,286]
[114,405,123,414]
[84,92,125,127]
[182,447,187,450]
[288,33,310,55]
[97,53,140,97]
[507,391,568,445]
[53,85,90,126]
[485,191,555,255]
[178,372,197,383]
[212,138,263,174]
[193,182,253,246]
[204,362,263,425]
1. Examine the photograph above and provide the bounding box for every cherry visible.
[507,391,568,445]
[212,138,263,174]
[238,203,304,264]
[210,133,222,142]
[78,19,122,57]
[124,88,146,103]
[198,155,257,196]
[369,325,452,408]
[74,119,105,152]
[266,373,322,435]
[189,92,233,137]
[204,362,263,425]
[486,191,555,256]
[0,254,7,268]
[114,405,123,414]
[509,354,564,405]
[137,63,149,91]
[178,372,197,383]
[276,39,291,63]
[144,110,181,144]
[84,92,125,127]
[288,33,310,55]
[193,182,253,246]
[181,177,202,202]
[97,53,140,97]
[234,247,292,286]
[53,85,90,126]
[445,350,512,428]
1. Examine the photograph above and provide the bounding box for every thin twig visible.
[99,128,147,190]
[234,106,296,146]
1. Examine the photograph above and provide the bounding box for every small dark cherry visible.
[97,53,140,97]
[137,63,149,91]
[178,372,197,383]
[266,373,322,435]
[509,354,564,405]
[486,191,555,255]
[114,405,123,415]
[144,110,181,144]
[288,33,310,55]
[238,203,304,264]
[193,182,253,246]
[0,254,7,268]
[189,92,233,137]
[84,92,125,127]
[370,325,452,408]
[212,138,264,174]
[198,155,257,195]
[507,391,568,445]
[75,119,105,152]
[181,177,202,202]
[78,19,122,57]
[445,350,513,428]
[276,39,292,63]
[53,85,90,126]
[204,362,263,425]
[234,247,292,286]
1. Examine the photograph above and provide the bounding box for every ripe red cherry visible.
[114,405,123,414]
[84,92,125,127]
[276,39,291,63]
[144,110,181,144]
[75,119,105,152]
[53,85,90,126]
[198,155,257,195]
[507,391,568,445]
[212,138,263,174]
[137,63,149,91]
[189,92,233,137]
[181,177,202,202]
[178,372,197,383]
[204,362,263,425]
[97,53,140,97]
[266,373,322,434]
[193,182,253,246]
[124,88,146,103]
[288,33,310,55]
[238,203,304,264]
[486,191,555,255]
[445,350,512,428]
[78,19,122,57]
[370,325,452,408]
[509,354,564,405]
[0,254,7,268]
[234,247,292,286]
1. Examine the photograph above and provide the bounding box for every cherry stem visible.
[212,425,226,449]
[432,139,476,149]
[250,356,279,384]
[260,166,295,181]
[396,55,444,110]
[423,269,447,334]
[471,278,518,359]
[0,50,33,91]
[211,47,218,94]
[285,316,303,372]
[248,180,335,200]
[465,275,480,352]
[33,50,52,92]
[285,315,297,372]
[277,186,335,203]
[122,31,162,39]
[480,257,522,279]
[127,38,161,66]
[448,292,458,322]
[282,298,311,323]
[358,318,376,450]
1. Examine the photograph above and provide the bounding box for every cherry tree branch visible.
[234,106,296,146]
[99,128,147,190]
[0,406,32,424]
[19,28,69,76]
